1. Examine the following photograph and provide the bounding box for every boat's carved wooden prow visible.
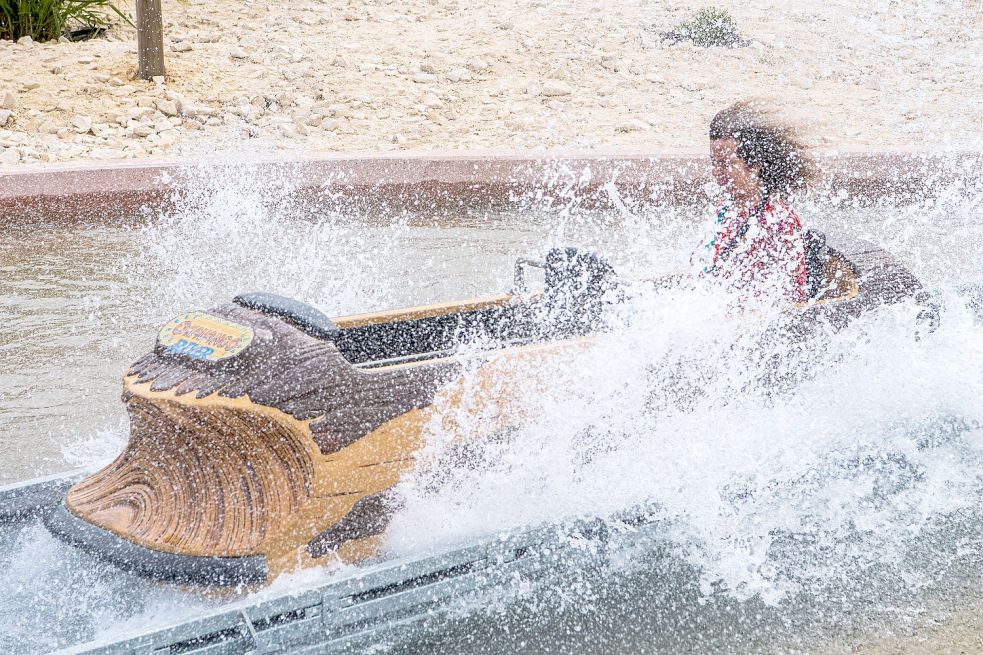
[63,302,477,581]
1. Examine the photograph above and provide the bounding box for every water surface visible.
[1,162,982,654]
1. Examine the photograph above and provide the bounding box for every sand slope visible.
[0,0,981,166]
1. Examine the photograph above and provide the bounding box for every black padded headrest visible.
[233,292,339,340]
[544,247,616,300]
[542,247,617,333]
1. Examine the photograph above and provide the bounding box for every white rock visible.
[447,68,472,83]
[39,120,58,134]
[541,80,573,97]
[77,56,93,64]
[51,65,64,74]
[127,107,154,120]
[16,35,33,47]
[616,118,649,132]
[165,91,185,112]
[155,99,179,116]
[0,110,10,127]
[319,117,341,131]
[132,124,155,137]
[600,57,626,72]
[423,92,443,108]
[525,80,542,96]
[95,74,110,83]
[0,147,21,164]
[160,128,180,143]
[72,115,92,132]
[229,46,248,59]
[358,63,378,73]
[412,72,437,83]
[1,92,16,110]
[151,75,165,85]
[22,81,40,91]
[182,105,216,118]
[89,148,126,160]
[171,41,193,52]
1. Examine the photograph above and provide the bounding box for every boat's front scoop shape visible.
[51,302,458,585]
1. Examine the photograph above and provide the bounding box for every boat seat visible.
[804,229,860,301]
[804,228,828,299]
[233,292,339,340]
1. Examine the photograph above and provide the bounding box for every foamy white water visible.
[1,159,982,653]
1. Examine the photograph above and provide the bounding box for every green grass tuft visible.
[0,0,130,42]
[669,7,747,48]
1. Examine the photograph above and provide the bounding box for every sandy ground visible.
[0,0,981,167]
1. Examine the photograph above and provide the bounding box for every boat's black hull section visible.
[43,502,269,586]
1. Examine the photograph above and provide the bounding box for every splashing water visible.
[384,165,983,648]
[1,157,982,653]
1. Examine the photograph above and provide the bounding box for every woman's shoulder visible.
[760,197,802,227]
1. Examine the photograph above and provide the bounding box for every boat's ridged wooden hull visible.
[68,388,319,558]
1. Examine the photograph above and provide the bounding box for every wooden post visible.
[136,0,165,80]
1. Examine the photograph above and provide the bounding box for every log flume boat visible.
[42,234,930,586]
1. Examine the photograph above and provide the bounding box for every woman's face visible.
[710,138,762,203]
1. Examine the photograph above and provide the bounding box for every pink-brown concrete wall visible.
[0,149,978,222]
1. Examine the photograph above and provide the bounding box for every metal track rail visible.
[3,471,663,655]
[48,514,662,655]
[0,469,87,525]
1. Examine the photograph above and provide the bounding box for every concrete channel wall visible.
[1,149,979,222]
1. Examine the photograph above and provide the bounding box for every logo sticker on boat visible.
[158,312,254,362]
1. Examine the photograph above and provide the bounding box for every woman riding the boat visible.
[693,101,816,305]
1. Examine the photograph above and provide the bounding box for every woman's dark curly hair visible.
[710,101,816,195]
